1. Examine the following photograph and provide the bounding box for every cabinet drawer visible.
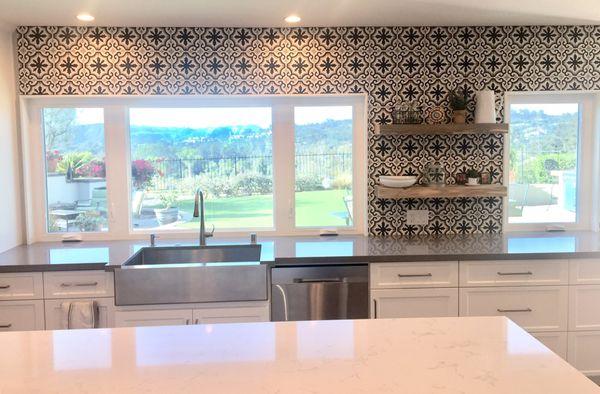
[0,300,44,331]
[193,305,270,324]
[370,261,458,289]
[530,331,568,360]
[569,285,600,331]
[459,259,568,287]
[44,271,114,299]
[114,309,192,328]
[371,288,458,319]
[570,259,600,284]
[44,298,115,330]
[0,272,43,300]
[568,331,600,376]
[459,286,568,332]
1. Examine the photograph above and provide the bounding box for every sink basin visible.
[123,244,262,266]
[114,244,267,306]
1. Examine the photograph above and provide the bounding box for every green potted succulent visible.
[466,169,480,186]
[154,191,179,226]
[449,89,468,124]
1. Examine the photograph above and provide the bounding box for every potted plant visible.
[73,210,104,232]
[154,191,179,226]
[46,150,62,173]
[466,169,480,186]
[449,89,468,124]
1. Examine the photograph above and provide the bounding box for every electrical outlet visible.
[406,209,429,225]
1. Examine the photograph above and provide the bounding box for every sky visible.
[74,106,353,128]
[510,103,579,116]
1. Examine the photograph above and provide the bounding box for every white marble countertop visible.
[0,316,598,393]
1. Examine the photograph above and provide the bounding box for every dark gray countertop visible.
[1,231,600,272]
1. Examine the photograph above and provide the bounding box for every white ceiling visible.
[0,0,599,27]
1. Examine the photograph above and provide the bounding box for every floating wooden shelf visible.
[375,123,509,136]
[375,184,508,199]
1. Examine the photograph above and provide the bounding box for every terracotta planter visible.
[452,109,467,124]
[154,207,179,225]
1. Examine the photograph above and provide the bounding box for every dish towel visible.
[60,301,99,329]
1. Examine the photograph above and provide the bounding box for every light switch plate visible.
[406,209,429,225]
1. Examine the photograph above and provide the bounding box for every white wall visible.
[0,24,24,252]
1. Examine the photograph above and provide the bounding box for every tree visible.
[43,108,77,151]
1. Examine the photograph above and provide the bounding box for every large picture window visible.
[24,96,366,241]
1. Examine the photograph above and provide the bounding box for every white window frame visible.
[503,91,598,232]
[20,95,368,242]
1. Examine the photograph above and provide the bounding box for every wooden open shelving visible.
[375,123,509,136]
[375,184,507,199]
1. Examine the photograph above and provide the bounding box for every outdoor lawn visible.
[146,189,351,229]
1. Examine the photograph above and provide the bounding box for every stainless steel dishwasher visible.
[271,265,368,321]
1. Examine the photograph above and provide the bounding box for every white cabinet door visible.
[568,331,600,376]
[569,259,600,285]
[44,271,114,299]
[569,285,600,331]
[371,288,458,319]
[114,309,192,328]
[459,286,568,332]
[530,331,568,360]
[44,298,115,330]
[0,300,44,331]
[193,305,270,324]
[370,261,458,289]
[459,259,568,287]
[0,272,43,300]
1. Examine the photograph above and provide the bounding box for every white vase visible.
[475,90,496,123]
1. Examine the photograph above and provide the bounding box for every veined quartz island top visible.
[2,231,600,272]
[0,316,597,393]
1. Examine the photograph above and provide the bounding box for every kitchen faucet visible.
[193,188,214,246]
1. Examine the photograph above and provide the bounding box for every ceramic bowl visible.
[379,175,417,188]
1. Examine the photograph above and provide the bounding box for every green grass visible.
[163,189,350,229]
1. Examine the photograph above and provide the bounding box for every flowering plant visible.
[75,159,106,178]
[46,150,63,173]
[131,159,156,190]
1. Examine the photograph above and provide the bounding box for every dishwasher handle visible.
[293,278,344,283]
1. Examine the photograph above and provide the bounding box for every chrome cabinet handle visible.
[497,271,533,276]
[60,281,98,287]
[294,278,343,283]
[0,285,10,289]
[0,323,12,328]
[398,273,432,278]
[497,308,532,313]
[373,299,378,319]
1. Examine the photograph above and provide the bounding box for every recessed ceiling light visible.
[77,13,95,22]
[284,15,301,23]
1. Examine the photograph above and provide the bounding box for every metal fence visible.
[150,152,352,189]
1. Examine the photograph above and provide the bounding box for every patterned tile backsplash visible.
[16,25,600,235]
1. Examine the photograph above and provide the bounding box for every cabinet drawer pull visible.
[60,281,98,287]
[0,285,10,289]
[497,308,532,313]
[373,299,378,319]
[397,273,433,278]
[497,271,533,276]
[194,319,199,324]
[185,319,190,325]
[0,323,12,328]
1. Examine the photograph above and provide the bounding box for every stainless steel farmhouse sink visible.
[113,244,267,306]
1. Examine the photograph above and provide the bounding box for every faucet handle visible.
[205,224,215,238]
[150,233,158,247]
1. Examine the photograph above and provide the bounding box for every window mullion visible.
[272,102,295,234]
[104,105,131,237]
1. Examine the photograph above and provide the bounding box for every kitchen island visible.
[0,316,598,393]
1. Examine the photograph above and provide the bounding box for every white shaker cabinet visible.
[115,309,193,328]
[0,300,45,331]
[45,297,115,330]
[371,288,458,319]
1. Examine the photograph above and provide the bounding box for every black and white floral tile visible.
[16,25,600,235]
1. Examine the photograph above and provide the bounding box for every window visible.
[294,106,353,227]
[24,96,366,241]
[129,107,273,231]
[42,108,107,233]
[505,93,594,230]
